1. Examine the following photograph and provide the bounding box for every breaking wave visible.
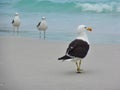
[1,0,120,13]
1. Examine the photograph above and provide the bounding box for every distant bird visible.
[58,25,92,73]
[12,12,20,33]
[37,17,48,39]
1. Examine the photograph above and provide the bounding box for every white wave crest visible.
[75,2,116,13]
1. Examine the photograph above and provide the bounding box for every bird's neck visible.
[15,16,20,19]
[76,31,89,44]
[14,16,20,22]
[42,20,46,22]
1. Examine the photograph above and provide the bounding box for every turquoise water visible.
[0,0,120,44]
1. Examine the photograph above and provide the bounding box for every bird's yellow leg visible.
[79,60,81,69]
[76,62,79,68]
[79,60,82,72]
[76,62,80,73]
[76,60,82,73]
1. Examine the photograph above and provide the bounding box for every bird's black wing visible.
[12,20,14,24]
[66,39,89,58]
[66,39,78,54]
[37,22,41,27]
[58,39,78,60]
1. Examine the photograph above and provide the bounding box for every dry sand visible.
[0,36,120,90]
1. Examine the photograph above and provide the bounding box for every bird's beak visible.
[86,27,92,31]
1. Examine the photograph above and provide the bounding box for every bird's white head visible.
[42,17,46,20]
[76,25,92,43]
[15,12,19,16]
[77,25,92,34]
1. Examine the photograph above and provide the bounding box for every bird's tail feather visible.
[58,55,72,60]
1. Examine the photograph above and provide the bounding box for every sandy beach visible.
[0,36,120,90]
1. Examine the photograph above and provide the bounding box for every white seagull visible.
[58,25,92,73]
[37,17,48,39]
[12,12,20,33]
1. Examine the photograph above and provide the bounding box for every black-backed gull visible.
[58,25,92,73]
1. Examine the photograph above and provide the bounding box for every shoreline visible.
[1,28,120,44]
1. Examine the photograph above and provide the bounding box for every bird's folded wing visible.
[66,39,78,54]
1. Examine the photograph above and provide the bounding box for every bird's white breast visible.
[76,32,90,44]
[38,21,47,31]
[13,16,20,26]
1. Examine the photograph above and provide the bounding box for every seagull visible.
[12,12,20,33]
[58,25,92,73]
[37,17,48,39]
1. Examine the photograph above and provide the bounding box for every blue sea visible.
[0,0,120,44]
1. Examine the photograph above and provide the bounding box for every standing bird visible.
[12,12,20,33]
[37,17,48,39]
[58,25,92,73]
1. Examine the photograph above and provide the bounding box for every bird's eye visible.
[84,27,87,29]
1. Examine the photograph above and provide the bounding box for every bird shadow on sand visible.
[60,69,97,76]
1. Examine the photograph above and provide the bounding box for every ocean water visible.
[0,0,120,44]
